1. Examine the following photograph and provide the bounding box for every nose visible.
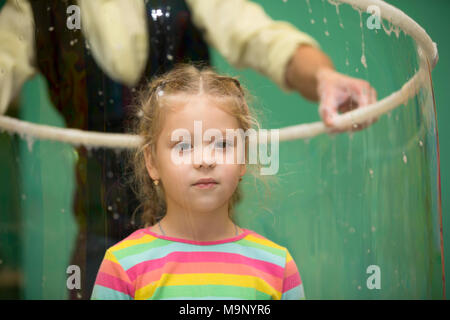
[193,145,216,169]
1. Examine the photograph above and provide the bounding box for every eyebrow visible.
[165,129,241,141]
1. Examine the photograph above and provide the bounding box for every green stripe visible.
[149,284,272,300]
[113,238,170,259]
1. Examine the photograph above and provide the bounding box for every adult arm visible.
[185,0,320,92]
[186,0,378,132]
[0,0,37,115]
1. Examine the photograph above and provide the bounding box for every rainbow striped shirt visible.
[91,227,305,300]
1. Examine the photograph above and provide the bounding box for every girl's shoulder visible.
[105,227,289,258]
[243,229,289,252]
[105,228,158,253]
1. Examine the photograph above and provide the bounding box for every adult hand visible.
[316,68,378,133]
[285,45,378,134]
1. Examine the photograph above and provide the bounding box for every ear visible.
[144,147,160,181]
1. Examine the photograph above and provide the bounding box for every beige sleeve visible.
[0,0,36,115]
[185,0,320,92]
[77,0,148,87]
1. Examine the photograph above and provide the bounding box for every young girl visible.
[90,63,305,300]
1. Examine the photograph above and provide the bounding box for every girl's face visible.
[144,94,246,215]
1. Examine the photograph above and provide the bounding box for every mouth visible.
[192,178,218,189]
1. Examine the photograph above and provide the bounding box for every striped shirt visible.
[90,227,305,300]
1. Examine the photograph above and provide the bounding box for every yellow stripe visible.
[109,234,157,252]
[245,234,285,251]
[135,273,282,300]
[285,250,293,263]
[104,249,119,264]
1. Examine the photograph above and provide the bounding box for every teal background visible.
[0,0,448,299]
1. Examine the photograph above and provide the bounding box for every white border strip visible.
[0,0,438,148]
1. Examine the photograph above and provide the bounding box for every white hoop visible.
[0,0,438,149]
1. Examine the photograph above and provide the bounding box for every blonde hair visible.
[126,63,262,228]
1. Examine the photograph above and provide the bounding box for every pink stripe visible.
[127,251,284,281]
[144,228,253,245]
[95,272,134,298]
[134,261,283,291]
[282,272,302,293]
[99,259,125,276]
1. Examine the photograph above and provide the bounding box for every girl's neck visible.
[151,205,239,242]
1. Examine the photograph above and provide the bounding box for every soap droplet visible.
[113,213,120,220]
[361,54,367,68]
[108,206,112,211]
[49,26,54,32]
[369,169,374,178]
[371,226,376,232]
[61,208,65,213]
[402,152,407,164]
[166,54,173,61]
[310,19,315,24]
[26,135,34,152]
[419,140,423,147]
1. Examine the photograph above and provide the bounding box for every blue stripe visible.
[281,284,305,300]
[90,285,133,300]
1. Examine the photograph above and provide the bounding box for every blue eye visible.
[174,142,192,152]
